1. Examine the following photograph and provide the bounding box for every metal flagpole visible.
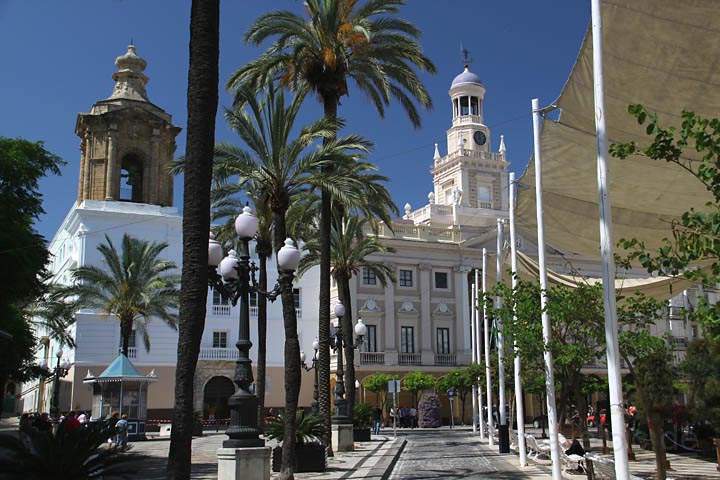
[532,97,562,480]
[591,1,630,476]
[475,268,485,440]
[482,248,494,445]
[471,278,478,434]
[496,218,509,453]
[509,172,527,467]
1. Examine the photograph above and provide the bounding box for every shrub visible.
[265,411,325,445]
[353,403,373,429]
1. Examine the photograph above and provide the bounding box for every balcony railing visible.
[365,222,460,243]
[434,353,456,366]
[398,352,421,366]
[667,305,687,320]
[199,348,238,360]
[211,304,232,316]
[250,306,258,317]
[359,352,385,365]
[127,347,137,359]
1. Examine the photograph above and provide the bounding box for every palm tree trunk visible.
[167,1,218,478]
[256,248,269,429]
[272,208,301,480]
[318,93,338,454]
[337,274,357,418]
[120,316,132,357]
[648,411,668,480]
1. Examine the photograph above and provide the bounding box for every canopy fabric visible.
[515,251,693,301]
[516,0,720,258]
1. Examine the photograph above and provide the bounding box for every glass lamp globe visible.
[333,302,346,318]
[312,338,320,351]
[277,238,301,272]
[355,379,361,388]
[208,232,224,267]
[300,351,306,363]
[38,359,48,370]
[234,206,259,239]
[56,349,64,359]
[219,250,240,281]
[354,318,367,337]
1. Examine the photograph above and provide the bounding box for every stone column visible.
[77,134,87,202]
[82,132,93,201]
[454,265,472,363]
[104,133,118,200]
[419,263,433,364]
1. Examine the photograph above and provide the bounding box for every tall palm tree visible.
[216,84,372,480]
[62,234,179,356]
[30,284,79,350]
[168,1,219,478]
[298,214,394,415]
[230,0,435,446]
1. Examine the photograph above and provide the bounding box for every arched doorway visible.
[203,376,235,419]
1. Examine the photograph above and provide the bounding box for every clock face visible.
[473,130,487,146]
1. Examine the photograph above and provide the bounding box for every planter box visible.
[272,442,326,473]
[353,428,371,442]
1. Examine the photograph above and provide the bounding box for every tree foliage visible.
[61,234,179,356]
[611,106,720,340]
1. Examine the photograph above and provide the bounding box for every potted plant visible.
[353,403,373,441]
[267,411,326,472]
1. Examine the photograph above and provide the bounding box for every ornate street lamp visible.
[330,304,367,424]
[208,206,301,448]
[300,338,320,414]
[39,349,70,420]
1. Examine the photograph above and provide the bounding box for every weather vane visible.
[461,43,472,68]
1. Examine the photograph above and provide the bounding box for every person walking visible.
[115,414,129,450]
[373,407,383,435]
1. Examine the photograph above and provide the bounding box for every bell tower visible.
[75,45,181,206]
[431,53,508,212]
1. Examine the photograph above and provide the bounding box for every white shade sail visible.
[516,0,720,258]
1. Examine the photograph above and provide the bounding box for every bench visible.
[525,434,551,460]
[510,430,519,450]
[584,453,643,480]
[560,449,585,475]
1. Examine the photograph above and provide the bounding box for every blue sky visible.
[0,0,589,240]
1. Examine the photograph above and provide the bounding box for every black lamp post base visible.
[224,390,264,448]
[223,437,265,448]
[332,399,351,424]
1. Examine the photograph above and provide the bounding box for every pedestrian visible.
[410,407,417,429]
[373,407,383,435]
[34,413,52,432]
[115,414,129,449]
[63,411,81,432]
[109,412,120,445]
[77,410,88,426]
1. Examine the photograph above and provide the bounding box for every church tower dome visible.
[74,44,181,206]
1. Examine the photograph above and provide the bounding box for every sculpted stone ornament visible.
[434,303,452,315]
[398,301,417,313]
[361,298,380,312]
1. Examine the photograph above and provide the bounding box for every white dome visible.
[451,67,483,87]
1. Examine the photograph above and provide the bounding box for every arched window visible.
[477,185,492,209]
[460,96,469,115]
[470,97,479,115]
[119,154,143,202]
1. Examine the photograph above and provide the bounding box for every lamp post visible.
[40,350,70,420]
[207,206,301,448]
[301,339,320,414]
[329,303,366,424]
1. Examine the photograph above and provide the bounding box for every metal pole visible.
[471,279,478,434]
[482,248,494,445]
[591,1,631,476]
[496,219,506,428]
[509,172,527,467]
[532,97,562,480]
[393,389,397,438]
[475,268,485,440]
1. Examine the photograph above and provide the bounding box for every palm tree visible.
[299,215,394,415]
[62,234,179,356]
[216,84,372,480]
[168,1,219,478]
[30,284,79,349]
[230,0,436,446]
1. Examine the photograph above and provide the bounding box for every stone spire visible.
[433,142,441,160]
[499,134,506,154]
[109,44,149,102]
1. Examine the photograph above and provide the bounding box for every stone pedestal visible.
[217,446,271,480]
[331,424,354,452]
